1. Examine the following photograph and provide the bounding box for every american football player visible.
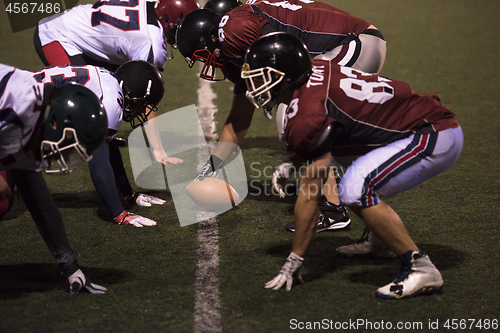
[156,0,200,47]
[33,0,195,166]
[178,0,385,81]
[176,0,387,232]
[33,61,180,227]
[113,60,183,164]
[241,33,463,298]
[0,63,108,297]
[34,0,198,72]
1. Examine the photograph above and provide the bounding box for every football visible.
[186,177,240,212]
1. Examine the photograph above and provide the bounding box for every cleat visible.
[285,195,351,232]
[336,228,396,258]
[375,251,443,299]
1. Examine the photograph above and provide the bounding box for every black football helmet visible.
[114,60,165,129]
[204,0,242,16]
[176,9,225,81]
[241,32,313,109]
[155,0,200,46]
[41,83,108,174]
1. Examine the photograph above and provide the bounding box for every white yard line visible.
[194,76,222,333]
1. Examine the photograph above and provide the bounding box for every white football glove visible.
[272,159,294,198]
[68,269,107,297]
[265,252,304,291]
[135,193,166,207]
[114,211,157,227]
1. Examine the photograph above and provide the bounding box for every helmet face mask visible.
[189,48,225,81]
[241,64,285,109]
[120,78,156,128]
[241,32,313,111]
[176,9,226,81]
[41,127,92,174]
[40,83,108,174]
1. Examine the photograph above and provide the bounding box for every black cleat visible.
[285,195,351,232]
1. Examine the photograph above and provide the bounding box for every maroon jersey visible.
[285,59,460,157]
[219,0,371,67]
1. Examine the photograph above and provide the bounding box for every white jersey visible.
[33,65,123,135]
[0,64,45,171]
[38,0,167,70]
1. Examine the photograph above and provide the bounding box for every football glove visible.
[136,193,166,207]
[195,155,225,181]
[126,192,166,207]
[68,269,107,298]
[272,158,294,198]
[114,211,157,227]
[265,252,304,291]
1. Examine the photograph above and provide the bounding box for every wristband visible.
[114,210,129,225]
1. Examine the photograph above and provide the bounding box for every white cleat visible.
[375,251,443,299]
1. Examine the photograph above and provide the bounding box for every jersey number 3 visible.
[34,67,90,87]
[91,0,140,31]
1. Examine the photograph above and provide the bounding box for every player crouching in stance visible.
[33,61,178,227]
[0,64,108,296]
[176,0,387,233]
[241,33,463,298]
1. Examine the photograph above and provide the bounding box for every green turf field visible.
[1,1,499,332]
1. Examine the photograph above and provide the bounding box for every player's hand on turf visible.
[161,156,183,164]
[272,158,294,198]
[153,148,183,165]
[123,213,157,227]
[265,252,304,291]
[114,211,157,227]
[68,269,107,298]
[135,193,166,207]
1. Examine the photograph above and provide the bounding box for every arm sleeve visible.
[87,140,124,219]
